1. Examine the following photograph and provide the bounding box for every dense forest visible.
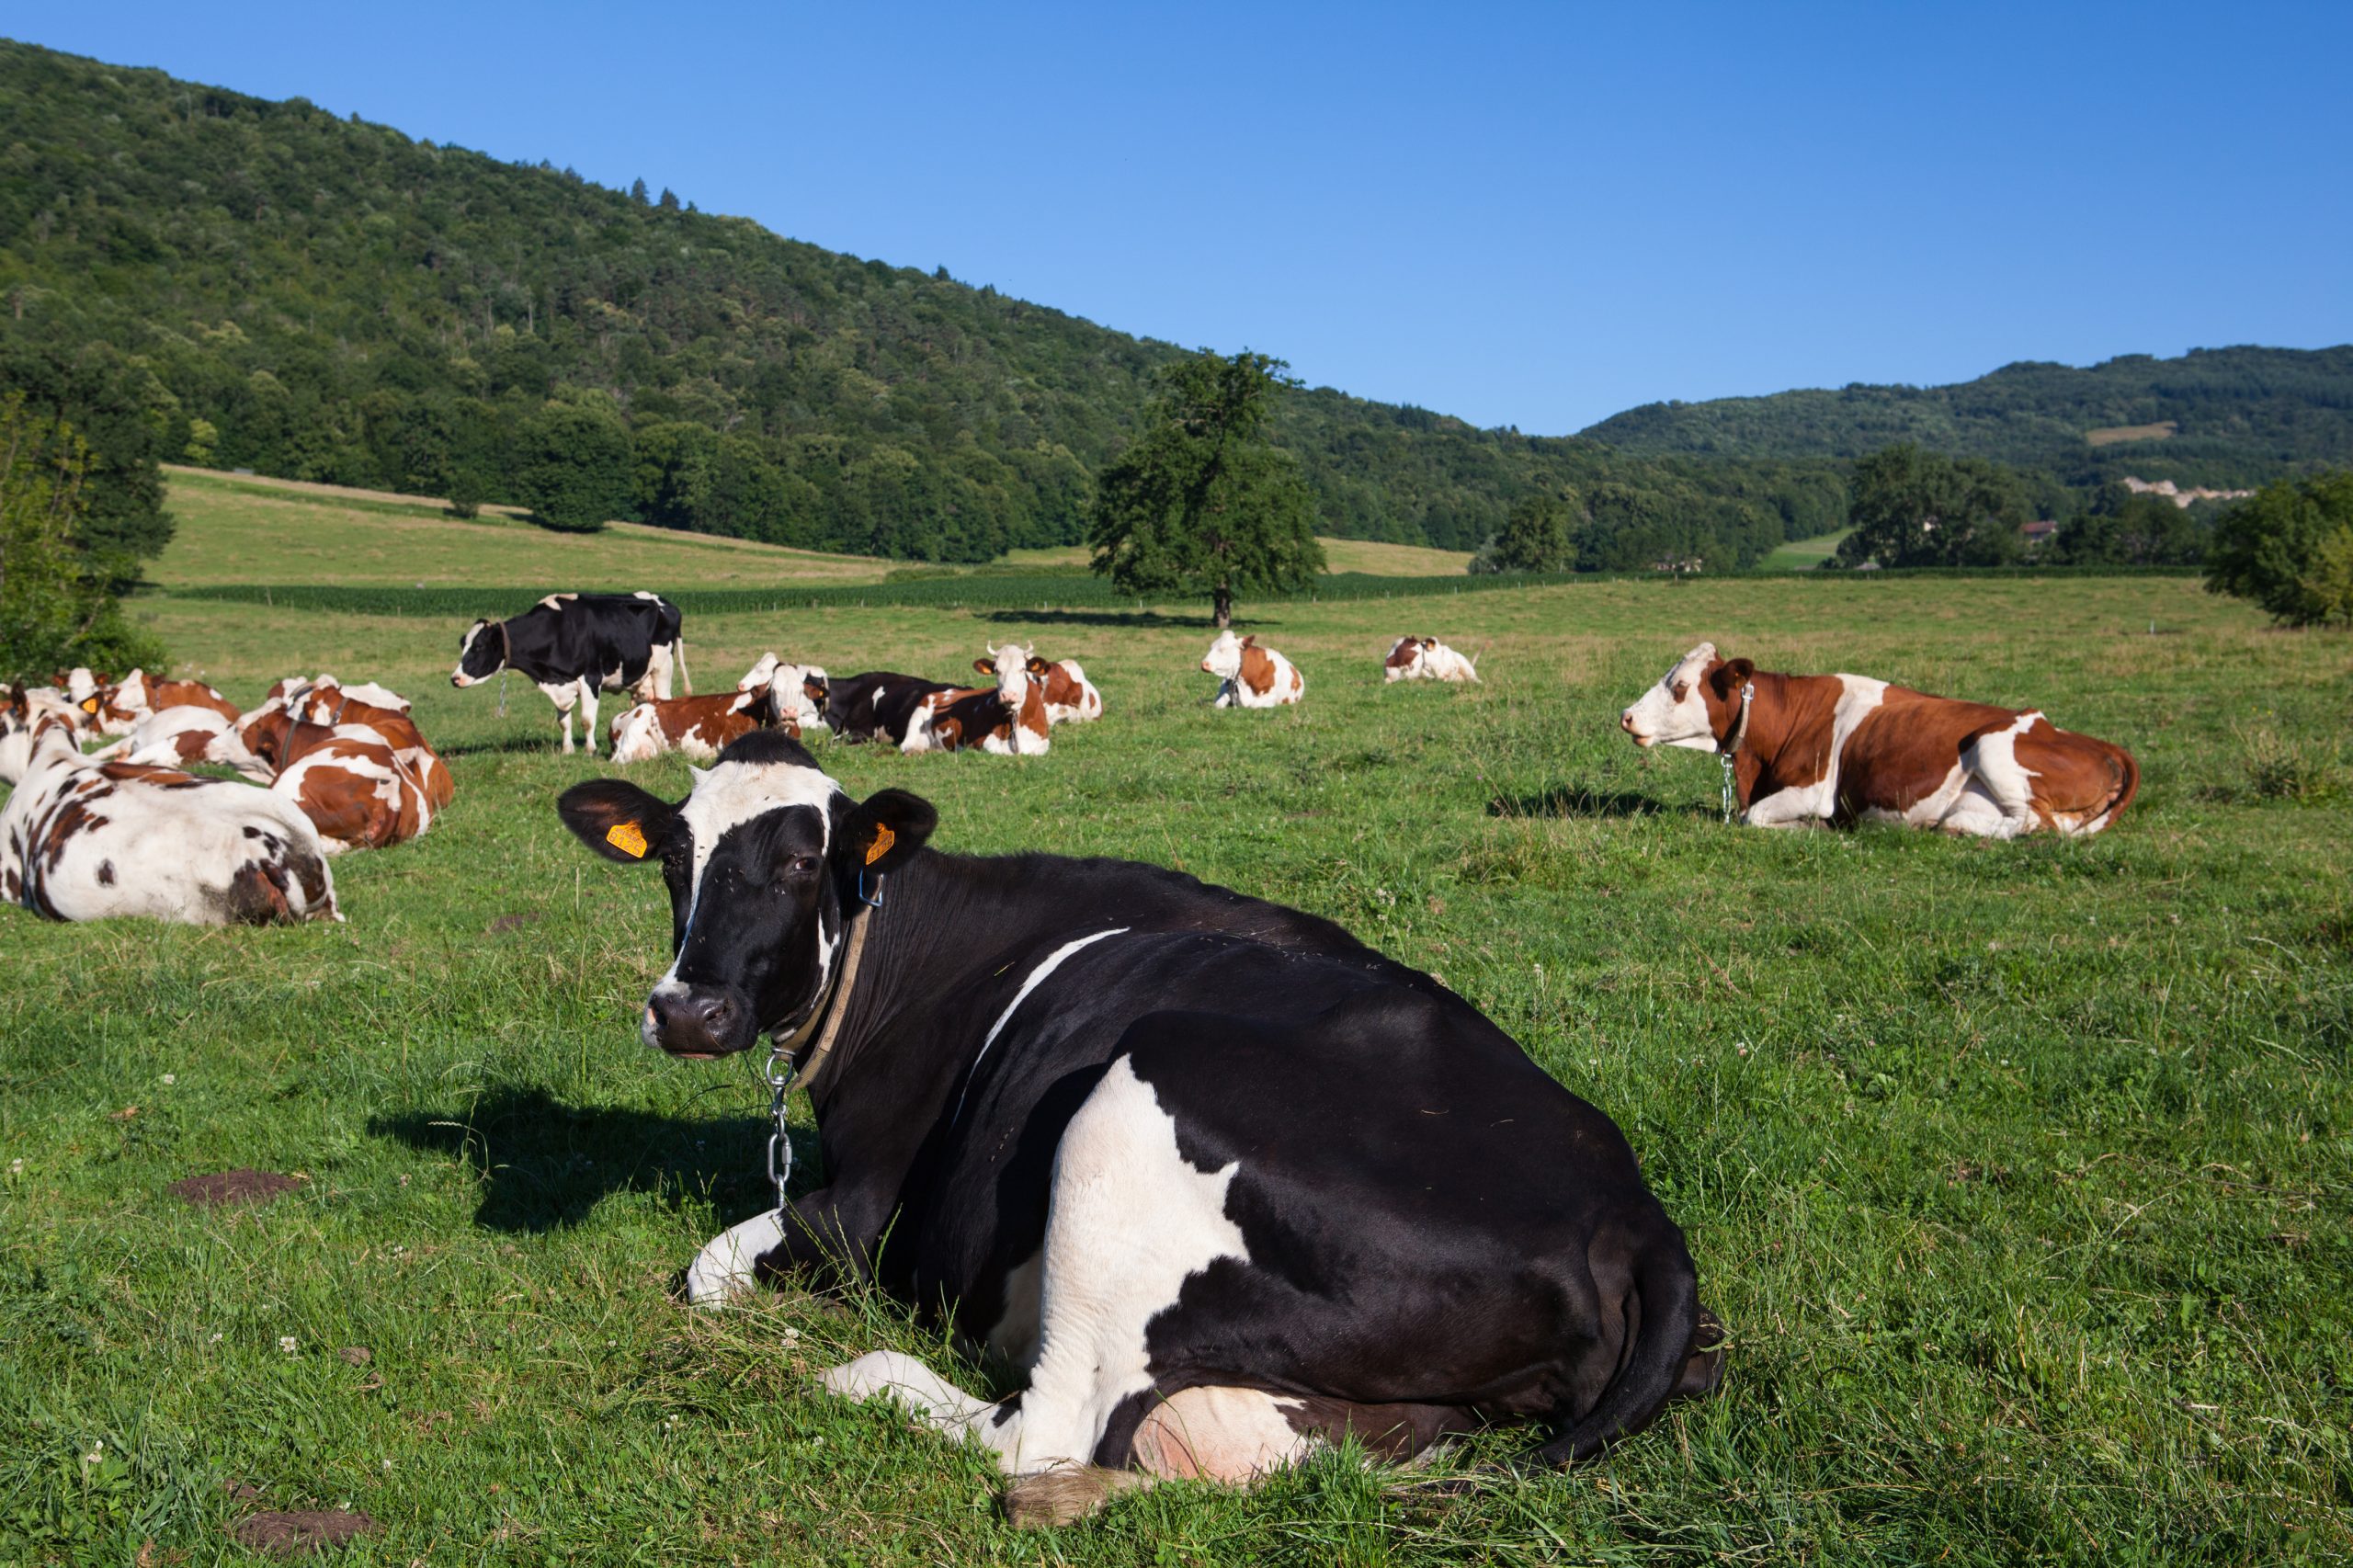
[0,40,1848,569]
[1584,347,2353,489]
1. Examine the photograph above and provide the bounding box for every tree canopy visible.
[2205,471,2353,628]
[1088,351,1324,626]
[1838,445,2034,568]
[0,393,166,681]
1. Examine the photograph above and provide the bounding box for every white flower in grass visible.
[210,1332,223,1343]
[278,1335,299,1355]
[160,1074,176,1086]
[7,1159,20,1175]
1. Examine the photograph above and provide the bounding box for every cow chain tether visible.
[760,870,886,1217]
[1718,680,1755,825]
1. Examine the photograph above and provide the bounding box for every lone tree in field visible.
[1088,349,1324,628]
[1838,443,2029,568]
[0,393,165,681]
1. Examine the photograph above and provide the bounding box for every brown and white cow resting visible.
[0,697,338,923]
[1619,642,2139,838]
[1383,635,1479,684]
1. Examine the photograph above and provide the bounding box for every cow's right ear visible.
[838,787,937,876]
[1709,657,1756,697]
[558,779,678,864]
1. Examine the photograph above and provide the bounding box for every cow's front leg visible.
[686,1184,892,1307]
[1740,786,1826,830]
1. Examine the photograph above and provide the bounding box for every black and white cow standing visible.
[450,592,689,755]
[556,733,1722,1523]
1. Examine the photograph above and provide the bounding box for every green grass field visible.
[5,484,2350,1563]
[1757,529,1853,571]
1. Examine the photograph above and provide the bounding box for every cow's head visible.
[1619,642,1756,751]
[451,620,505,687]
[1384,635,1431,680]
[557,732,936,1059]
[974,643,1034,714]
[0,687,81,783]
[1200,631,1254,679]
[608,703,665,765]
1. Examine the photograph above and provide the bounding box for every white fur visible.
[106,705,272,780]
[1200,631,1302,709]
[1384,637,1479,684]
[686,1209,787,1307]
[823,1055,1247,1475]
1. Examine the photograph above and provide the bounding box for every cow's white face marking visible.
[984,643,1034,713]
[650,760,844,1013]
[1620,642,1722,750]
[1199,631,1245,680]
[451,623,493,687]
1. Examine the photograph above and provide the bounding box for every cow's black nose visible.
[646,986,747,1057]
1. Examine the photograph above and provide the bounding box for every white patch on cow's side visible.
[953,927,1131,1124]
[1741,674,1889,828]
[826,1055,1248,1476]
[686,1209,786,1308]
[1951,710,2043,838]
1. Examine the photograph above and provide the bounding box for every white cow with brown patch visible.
[1201,631,1302,709]
[1382,635,1479,684]
[98,706,273,780]
[1619,642,2141,837]
[0,697,339,923]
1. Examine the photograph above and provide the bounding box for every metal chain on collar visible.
[761,1032,795,1219]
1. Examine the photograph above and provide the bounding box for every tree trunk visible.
[1212,584,1233,629]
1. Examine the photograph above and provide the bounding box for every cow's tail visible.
[674,635,691,697]
[1529,1239,1705,1467]
[2081,743,2141,835]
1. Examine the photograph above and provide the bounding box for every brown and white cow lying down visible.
[735,654,833,734]
[1026,653,1103,723]
[237,712,438,855]
[97,706,273,780]
[89,670,241,736]
[1201,631,1303,708]
[275,682,455,812]
[0,697,338,924]
[904,643,1051,755]
[1383,635,1479,684]
[610,687,802,765]
[1620,642,2141,837]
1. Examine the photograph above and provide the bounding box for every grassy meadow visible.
[2,479,2350,1563]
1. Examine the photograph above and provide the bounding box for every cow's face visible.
[1384,636,1427,681]
[557,732,936,1059]
[451,621,503,687]
[975,644,1034,713]
[1200,631,1246,679]
[1620,642,1754,751]
[608,704,664,765]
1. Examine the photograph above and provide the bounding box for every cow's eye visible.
[785,854,821,878]
[1671,681,1689,701]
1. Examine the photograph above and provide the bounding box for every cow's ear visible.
[1240,635,1257,647]
[1027,656,1051,676]
[1711,657,1756,697]
[558,779,677,864]
[972,657,996,676]
[838,787,936,875]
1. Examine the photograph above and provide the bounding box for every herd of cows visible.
[0,585,2146,1524]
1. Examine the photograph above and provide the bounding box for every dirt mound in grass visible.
[168,1169,301,1209]
[231,1509,379,1555]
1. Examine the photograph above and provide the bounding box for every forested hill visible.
[1581,347,2353,489]
[0,40,1845,569]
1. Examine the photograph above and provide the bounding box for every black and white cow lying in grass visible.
[556,733,1722,1522]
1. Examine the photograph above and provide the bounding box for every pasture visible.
[3,488,2349,1562]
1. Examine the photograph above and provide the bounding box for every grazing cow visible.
[824,671,961,746]
[736,654,833,734]
[554,734,1721,1521]
[1,696,338,924]
[1383,636,1480,685]
[277,685,455,811]
[90,670,241,735]
[97,706,272,780]
[450,591,690,755]
[1619,642,2142,837]
[241,715,436,854]
[1025,653,1104,724]
[1201,631,1303,708]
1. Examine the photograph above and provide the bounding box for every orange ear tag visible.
[606,822,649,858]
[81,698,99,713]
[865,824,895,865]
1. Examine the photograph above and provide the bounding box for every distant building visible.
[2022,518,2060,547]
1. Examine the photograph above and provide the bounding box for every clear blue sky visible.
[18,3,2352,433]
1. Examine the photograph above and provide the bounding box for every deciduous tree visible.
[2205,470,2353,627]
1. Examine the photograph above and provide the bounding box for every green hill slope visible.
[0,40,1844,570]
[1581,347,2353,488]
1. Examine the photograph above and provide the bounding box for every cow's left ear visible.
[972,658,995,676]
[838,787,936,875]
[558,779,679,864]
[1026,656,1051,676]
[1710,657,1756,697]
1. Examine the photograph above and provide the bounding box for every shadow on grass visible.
[435,733,568,758]
[972,608,1223,630]
[1489,786,1701,820]
[369,1085,795,1233]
